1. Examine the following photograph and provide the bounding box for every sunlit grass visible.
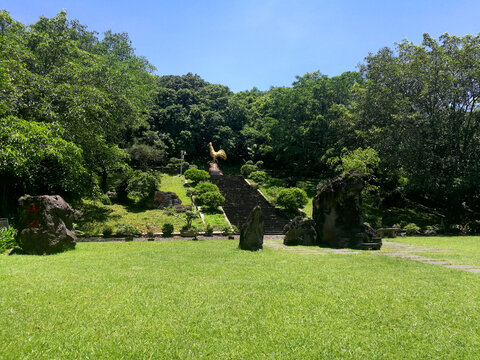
[1,239,480,358]
[389,236,480,266]
[77,174,203,234]
[202,209,230,230]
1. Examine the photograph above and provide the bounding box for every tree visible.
[357,33,480,217]
[0,116,88,216]
[0,11,156,202]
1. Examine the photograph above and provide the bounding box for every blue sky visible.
[4,0,480,92]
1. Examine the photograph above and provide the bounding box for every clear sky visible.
[3,0,480,92]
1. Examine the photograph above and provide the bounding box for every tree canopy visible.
[2,10,480,225]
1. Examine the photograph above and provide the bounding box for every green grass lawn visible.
[76,174,204,235]
[201,209,230,231]
[160,174,191,204]
[2,238,480,359]
[389,236,480,266]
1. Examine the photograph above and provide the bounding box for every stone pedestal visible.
[208,161,223,176]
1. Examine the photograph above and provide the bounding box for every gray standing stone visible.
[17,195,78,254]
[312,173,382,250]
[239,206,264,251]
[283,216,318,246]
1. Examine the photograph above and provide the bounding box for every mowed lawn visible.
[389,236,480,267]
[1,239,480,359]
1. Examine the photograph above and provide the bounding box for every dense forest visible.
[1,10,480,229]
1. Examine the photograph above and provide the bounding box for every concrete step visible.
[210,175,290,234]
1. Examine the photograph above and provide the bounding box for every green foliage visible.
[0,227,17,253]
[102,225,113,237]
[424,225,440,236]
[193,181,225,211]
[115,223,141,237]
[127,144,164,171]
[0,10,155,213]
[327,147,380,177]
[193,182,219,195]
[358,33,480,217]
[404,223,421,235]
[240,164,256,177]
[126,171,160,203]
[184,168,209,184]
[196,191,225,211]
[164,157,189,175]
[0,116,89,215]
[276,188,308,212]
[184,211,198,229]
[248,171,268,184]
[205,223,214,236]
[3,240,480,358]
[161,223,174,237]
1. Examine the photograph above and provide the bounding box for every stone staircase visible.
[210,175,291,234]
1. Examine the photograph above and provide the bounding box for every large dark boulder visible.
[153,191,182,209]
[17,195,78,254]
[283,216,317,246]
[239,206,264,251]
[312,173,382,250]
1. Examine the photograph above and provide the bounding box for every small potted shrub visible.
[146,225,155,241]
[190,226,201,240]
[116,223,141,241]
[180,211,198,237]
[162,223,174,237]
[205,223,214,236]
[222,226,235,239]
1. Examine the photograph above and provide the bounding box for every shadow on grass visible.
[202,208,224,215]
[76,202,118,225]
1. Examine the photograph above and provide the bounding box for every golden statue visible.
[209,142,227,163]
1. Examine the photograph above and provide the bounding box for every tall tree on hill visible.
[0,10,156,203]
[357,33,480,217]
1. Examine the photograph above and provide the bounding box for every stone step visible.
[210,175,290,235]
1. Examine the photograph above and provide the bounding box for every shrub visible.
[424,225,439,236]
[0,227,17,253]
[249,171,268,184]
[196,191,225,210]
[240,164,256,177]
[184,168,209,184]
[126,170,160,203]
[184,211,198,229]
[194,182,219,195]
[99,193,112,205]
[276,187,308,212]
[404,223,421,235]
[222,226,233,236]
[205,224,214,236]
[164,157,189,175]
[127,144,164,170]
[162,223,174,237]
[102,225,113,237]
[261,186,286,204]
[115,224,141,237]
